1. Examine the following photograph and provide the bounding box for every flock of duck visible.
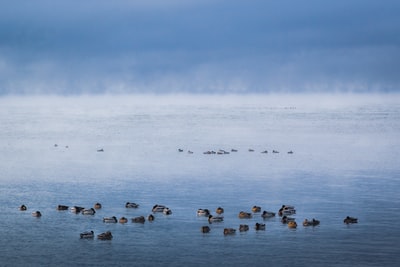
[178,148,294,154]
[19,203,358,240]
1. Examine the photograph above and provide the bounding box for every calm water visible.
[0,94,399,266]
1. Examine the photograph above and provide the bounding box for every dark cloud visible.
[0,0,399,94]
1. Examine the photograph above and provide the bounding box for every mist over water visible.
[1,93,399,266]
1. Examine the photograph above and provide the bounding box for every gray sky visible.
[1,0,399,94]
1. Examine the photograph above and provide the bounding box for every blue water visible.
[0,94,399,266]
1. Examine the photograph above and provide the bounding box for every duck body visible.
[32,211,42,217]
[215,207,224,214]
[97,231,112,240]
[208,215,224,224]
[152,204,166,212]
[278,205,296,216]
[239,224,249,232]
[261,211,276,218]
[224,228,236,235]
[57,205,68,211]
[80,231,94,239]
[103,216,118,223]
[126,202,139,208]
[252,206,261,213]
[197,209,210,216]
[288,221,298,228]
[344,216,358,224]
[132,216,146,223]
[201,226,211,233]
[303,218,320,226]
[255,223,266,230]
[81,208,96,215]
[70,206,85,213]
[238,211,252,219]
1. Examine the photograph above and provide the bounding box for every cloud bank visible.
[0,0,399,94]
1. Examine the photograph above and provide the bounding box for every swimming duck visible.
[132,216,146,224]
[119,217,128,224]
[152,204,166,212]
[201,226,211,233]
[248,149,254,152]
[163,208,172,215]
[126,202,139,208]
[80,231,94,239]
[278,205,296,216]
[238,211,252,219]
[215,207,224,214]
[103,216,118,223]
[208,215,224,224]
[81,208,96,215]
[197,209,210,216]
[303,218,320,226]
[97,148,104,152]
[70,206,85,213]
[287,151,294,154]
[19,204,27,211]
[281,216,295,224]
[97,231,112,240]
[343,216,358,224]
[178,149,184,152]
[239,224,249,232]
[94,203,102,209]
[288,221,297,228]
[273,150,279,153]
[32,211,42,217]
[261,150,268,153]
[255,222,266,230]
[252,206,261,213]
[224,228,236,235]
[231,149,238,152]
[57,205,68,211]
[261,211,276,218]
[147,214,155,222]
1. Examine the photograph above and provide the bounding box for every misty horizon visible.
[1,0,399,95]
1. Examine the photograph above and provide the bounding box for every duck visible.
[32,211,42,217]
[19,204,27,211]
[303,218,320,226]
[178,148,184,152]
[103,216,118,223]
[201,226,211,233]
[163,208,172,215]
[231,149,238,152]
[238,211,252,219]
[188,150,194,154]
[197,209,210,216]
[273,150,279,153]
[287,151,294,154]
[288,221,298,228]
[215,207,224,214]
[125,202,139,208]
[147,214,155,222]
[281,216,295,224]
[56,205,68,211]
[81,208,96,215]
[261,150,268,153]
[97,231,112,240]
[208,215,224,224]
[94,203,102,209]
[261,210,276,218]
[239,224,249,232]
[152,204,166,212]
[248,149,254,152]
[343,216,358,224]
[70,206,85,213]
[252,206,261,213]
[132,216,146,224]
[255,222,266,231]
[119,217,128,224]
[80,231,94,239]
[278,205,296,216]
[224,228,236,235]
[97,148,104,152]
